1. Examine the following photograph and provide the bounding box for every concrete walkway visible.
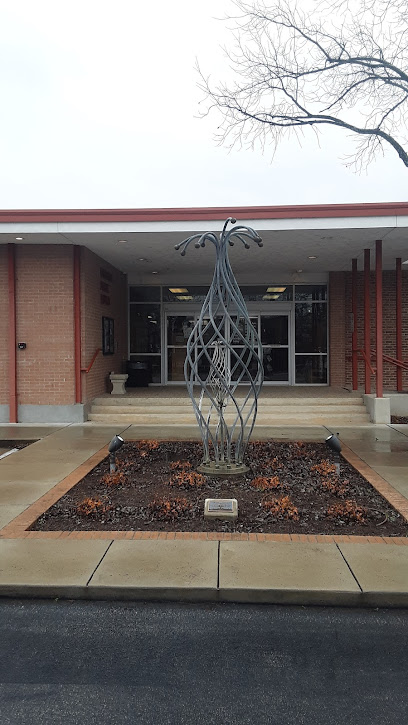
[0,422,407,606]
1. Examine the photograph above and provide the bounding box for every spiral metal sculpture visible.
[175,218,264,475]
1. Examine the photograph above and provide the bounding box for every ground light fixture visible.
[108,435,124,472]
[325,433,341,454]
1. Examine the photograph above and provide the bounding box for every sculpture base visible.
[197,461,249,476]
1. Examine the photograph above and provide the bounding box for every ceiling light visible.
[117,239,128,244]
[266,287,286,293]
[138,257,147,262]
[308,256,317,260]
[15,237,23,240]
[177,295,193,300]
[151,271,159,274]
[262,294,279,300]
[296,269,303,273]
[169,287,189,293]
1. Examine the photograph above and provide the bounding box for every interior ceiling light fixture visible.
[263,294,279,300]
[15,237,23,240]
[266,286,286,293]
[151,271,159,274]
[117,239,128,244]
[169,288,189,293]
[177,295,193,300]
[308,256,317,259]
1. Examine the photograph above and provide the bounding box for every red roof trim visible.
[0,202,407,223]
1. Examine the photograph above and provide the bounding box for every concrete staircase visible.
[88,392,371,426]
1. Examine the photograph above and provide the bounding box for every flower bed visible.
[31,440,407,536]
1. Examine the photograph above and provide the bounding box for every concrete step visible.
[91,404,367,416]
[92,396,364,408]
[88,412,370,424]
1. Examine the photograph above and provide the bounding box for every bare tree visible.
[200,0,408,169]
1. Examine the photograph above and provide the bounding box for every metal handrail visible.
[353,348,408,374]
[81,348,101,373]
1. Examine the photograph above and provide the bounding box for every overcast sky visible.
[0,0,407,210]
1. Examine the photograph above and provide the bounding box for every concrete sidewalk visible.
[0,422,407,606]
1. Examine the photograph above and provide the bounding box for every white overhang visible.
[0,203,407,281]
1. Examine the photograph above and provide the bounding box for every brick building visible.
[0,203,407,423]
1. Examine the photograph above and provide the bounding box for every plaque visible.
[208,500,234,511]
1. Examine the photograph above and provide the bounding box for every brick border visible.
[1,442,407,545]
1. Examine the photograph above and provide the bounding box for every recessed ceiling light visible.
[15,237,23,240]
[138,257,147,262]
[176,295,193,300]
[296,269,303,273]
[169,287,189,293]
[266,286,286,293]
[151,271,159,274]
[308,256,317,259]
[117,239,128,244]
[262,294,279,300]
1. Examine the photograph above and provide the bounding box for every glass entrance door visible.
[166,311,290,384]
[260,314,289,383]
[166,314,195,382]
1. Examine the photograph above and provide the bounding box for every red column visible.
[396,257,402,392]
[376,240,383,398]
[352,258,358,389]
[73,246,82,404]
[8,244,17,423]
[364,248,371,394]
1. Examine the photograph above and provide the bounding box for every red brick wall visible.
[330,270,408,391]
[0,246,8,405]
[80,248,128,402]
[15,245,75,405]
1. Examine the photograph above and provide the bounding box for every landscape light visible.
[108,435,124,472]
[325,433,341,454]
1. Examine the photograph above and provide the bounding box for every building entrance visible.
[165,311,291,384]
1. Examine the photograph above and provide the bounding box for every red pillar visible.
[364,248,371,394]
[8,244,17,423]
[376,240,383,398]
[73,246,82,404]
[352,258,358,390]
[396,257,403,392]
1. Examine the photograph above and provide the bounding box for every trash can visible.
[126,361,150,387]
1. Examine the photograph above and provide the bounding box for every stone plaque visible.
[204,498,238,520]
[208,501,233,511]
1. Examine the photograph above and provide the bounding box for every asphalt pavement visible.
[0,599,407,725]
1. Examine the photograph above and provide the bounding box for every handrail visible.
[356,348,376,376]
[81,348,101,374]
[382,354,408,371]
[354,348,408,374]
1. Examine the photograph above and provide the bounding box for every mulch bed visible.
[0,440,37,451]
[31,440,408,537]
[391,416,408,424]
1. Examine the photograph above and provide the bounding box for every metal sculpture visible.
[175,218,264,475]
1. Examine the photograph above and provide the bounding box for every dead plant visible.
[262,496,299,521]
[169,471,205,489]
[102,471,128,487]
[250,475,283,491]
[311,460,337,477]
[76,498,110,516]
[148,496,192,521]
[327,500,367,524]
[170,460,192,472]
